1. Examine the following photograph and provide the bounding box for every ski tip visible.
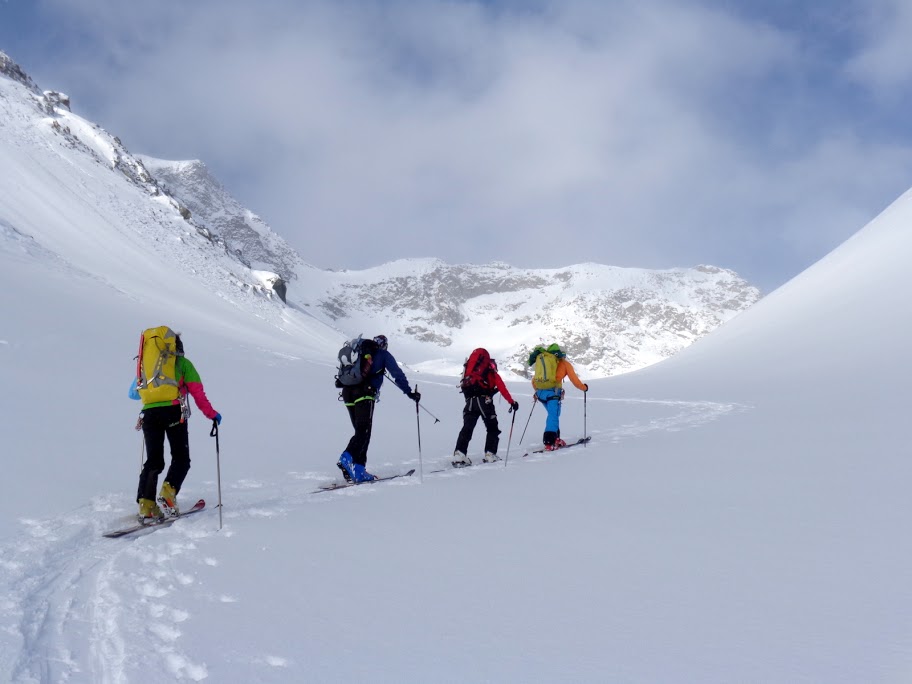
[405,469,416,476]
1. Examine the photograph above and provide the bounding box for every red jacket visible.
[491,371,515,405]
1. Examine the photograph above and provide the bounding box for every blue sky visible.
[3,0,912,291]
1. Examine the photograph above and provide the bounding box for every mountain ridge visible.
[146,160,762,377]
[1,50,761,378]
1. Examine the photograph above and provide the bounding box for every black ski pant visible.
[344,395,375,466]
[455,395,501,455]
[137,404,191,502]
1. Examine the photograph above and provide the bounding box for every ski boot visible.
[138,498,164,523]
[350,462,377,483]
[337,458,353,483]
[338,452,376,482]
[452,450,471,468]
[483,452,500,463]
[338,452,356,482]
[157,481,180,518]
[337,451,377,483]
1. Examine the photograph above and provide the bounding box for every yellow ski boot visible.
[138,498,164,523]
[157,481,179,517]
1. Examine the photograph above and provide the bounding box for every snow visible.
[3,54,912,682]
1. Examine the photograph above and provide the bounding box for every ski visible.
[524,436,591,456]
[314,469,416,493]
[102,499,206,538]
[429,458,503,474]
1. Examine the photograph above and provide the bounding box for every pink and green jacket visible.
[129,356,217,419]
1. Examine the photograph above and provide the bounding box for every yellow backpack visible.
[532,351,561,390]
[135,326,181,404]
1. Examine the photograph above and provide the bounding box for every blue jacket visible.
[367,349,412,396]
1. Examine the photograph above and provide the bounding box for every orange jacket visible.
[531,358,587,392]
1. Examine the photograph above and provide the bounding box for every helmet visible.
[373,335,388,351]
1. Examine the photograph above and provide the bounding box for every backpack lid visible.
[466,347,490,362]
[462,348,495,390]
[340,335,377,362]
[546,343,565,358]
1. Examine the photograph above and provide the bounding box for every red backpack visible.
[460,348,498,397]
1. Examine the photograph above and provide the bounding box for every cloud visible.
[844,0,912,90]
[16,0,912,290]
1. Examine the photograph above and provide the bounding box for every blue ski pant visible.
[535,388,564,442]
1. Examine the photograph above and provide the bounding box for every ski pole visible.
[418,402,441,424]
[584,389,588,446]
[387,371,441,423]
[414,384,423,482]
[519,397,537,445]
[504,404,518,468]
[210,420,223,530]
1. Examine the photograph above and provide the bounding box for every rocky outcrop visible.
[0,52,38,92]
[314,259,762,378]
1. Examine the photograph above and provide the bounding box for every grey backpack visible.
[335,335,377,387]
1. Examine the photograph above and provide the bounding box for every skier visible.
[336,334,420,482]
[129,328,221,520]
[452,348,518,467]
[528,343,587,450]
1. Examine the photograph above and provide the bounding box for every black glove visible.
[511,401,519,412]
[407,390,421,403]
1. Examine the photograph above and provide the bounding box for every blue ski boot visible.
[350,462,377,483]
[337,452,353,482]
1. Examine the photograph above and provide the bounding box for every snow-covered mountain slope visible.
[2,176,911,683]
[298,258,760,377]
[142,151,761,378]
[0,51,332,356]
[612,185,912,401]
[138,156,303,285]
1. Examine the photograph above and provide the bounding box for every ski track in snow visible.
[594,396,747,441]
[0,396,744,681]
[0,506,214,683]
